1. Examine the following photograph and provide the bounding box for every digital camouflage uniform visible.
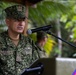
[0,31,40,75]
[0,5,40,75]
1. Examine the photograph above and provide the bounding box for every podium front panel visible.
[24,58,76,75]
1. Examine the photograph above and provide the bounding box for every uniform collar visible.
[3,31,25,48]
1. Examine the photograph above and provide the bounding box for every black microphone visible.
[27,25,52,34]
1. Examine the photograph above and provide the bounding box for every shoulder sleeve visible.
[0,33,6,49]
[0,34,4,48]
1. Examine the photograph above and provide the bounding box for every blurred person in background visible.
[35,31,49,58]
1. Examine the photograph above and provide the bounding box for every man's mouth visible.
[17,27,23,30]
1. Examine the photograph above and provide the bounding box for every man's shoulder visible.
[0,31,7,41]
[0,31,7,48]
[0,31,7,36]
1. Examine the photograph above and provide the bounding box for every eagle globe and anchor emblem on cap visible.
[17,5,23,12]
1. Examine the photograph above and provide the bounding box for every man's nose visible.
[19,21,24,25]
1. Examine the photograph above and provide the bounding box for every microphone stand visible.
[46,31,76,48]
[21,64,44,75]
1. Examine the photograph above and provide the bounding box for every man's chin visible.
[17,31,23,34]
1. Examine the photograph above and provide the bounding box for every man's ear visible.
[5,19,10,26]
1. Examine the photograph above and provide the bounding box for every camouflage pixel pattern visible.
[36,42,48,58]
[5,5,26,20]
[0,31,39,75]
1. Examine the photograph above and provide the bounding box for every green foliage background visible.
[0,0,76,57]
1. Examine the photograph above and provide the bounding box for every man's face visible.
[6,18,26,34]
[41,37,48,47]
[43,37,48,45]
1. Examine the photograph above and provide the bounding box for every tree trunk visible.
[56,18,62,57]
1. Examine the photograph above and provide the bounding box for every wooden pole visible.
[23,3,37,36]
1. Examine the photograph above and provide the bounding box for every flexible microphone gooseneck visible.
[27,25,52,34]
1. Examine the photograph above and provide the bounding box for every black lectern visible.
[21,58,56,75]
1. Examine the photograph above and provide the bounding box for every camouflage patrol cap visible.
[5,5,26,20]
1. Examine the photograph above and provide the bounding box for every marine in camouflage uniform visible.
[0,31,39,75]
[0,5,40,75]
[35,31,49,58]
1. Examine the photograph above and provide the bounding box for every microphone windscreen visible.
[27,29,32,34]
